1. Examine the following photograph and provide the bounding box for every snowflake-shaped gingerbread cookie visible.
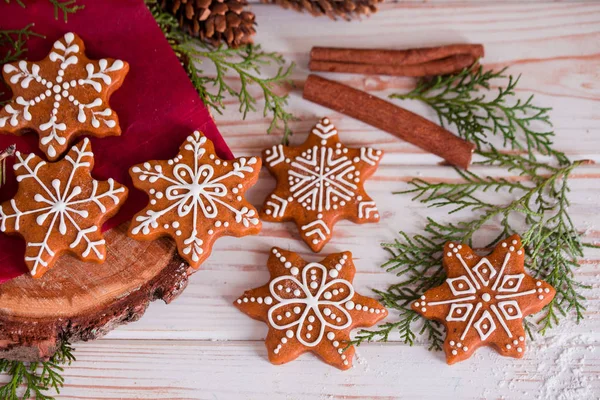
[235,248,388,370]
[128,131,262,269]
[0,138,128,278]
[0,32,128,160]
[262,117,382,252]
[413,235,556,364]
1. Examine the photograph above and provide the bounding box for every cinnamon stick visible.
[310,54,477,77]
[303,75,475,169]
[311,44,484,66]
[309,44,484,77]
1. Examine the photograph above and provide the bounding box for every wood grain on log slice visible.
[0,224,190,362]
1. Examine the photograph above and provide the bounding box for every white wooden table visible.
[50,3,600,399]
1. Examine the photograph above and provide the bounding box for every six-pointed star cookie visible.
[0,32,128,160]
[412,235,556,364]
[261,117,382,252]
[235,248,388,370]
[0,138,128,278]
[128,131,262,269]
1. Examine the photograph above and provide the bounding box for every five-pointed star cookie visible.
[412,235,556,364]
[128,131,262,269]
[0,32,128,160]
[261,117,382,252]
[0,138,128,278]
[235,248,388,370]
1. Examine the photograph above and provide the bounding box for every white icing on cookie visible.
[130,131,259,262]
[266,254,354,347]
[420,242,538,346]
[263,118,381,247]
[0,33,124,157]
[0,138,125,275]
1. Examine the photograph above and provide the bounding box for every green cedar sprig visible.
[0,341,75,400]
[47,0,84,22]
[0,24,44,67]
[390,66,568,165]
[352,66,597,349]
[146,0,296,144]
[4,0,84,22]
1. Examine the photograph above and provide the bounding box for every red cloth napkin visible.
[0,0,233,282]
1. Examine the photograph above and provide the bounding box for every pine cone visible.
[262,0,383,20]
[161,0,256,47]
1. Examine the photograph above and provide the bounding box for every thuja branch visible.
[182,45,295,143]
[354,301,444,351]
[390,66,568,164]
[4,0,84,22]
[146,0,296,144]
[48,0,84,22]
[353,157,593,347]
[0,24,44,67]
[0,341,75,400]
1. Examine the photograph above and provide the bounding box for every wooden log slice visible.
[0,224,191,362]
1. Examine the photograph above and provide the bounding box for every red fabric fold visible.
[0,0,233,282]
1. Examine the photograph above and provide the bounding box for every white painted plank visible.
[12,335,597,399]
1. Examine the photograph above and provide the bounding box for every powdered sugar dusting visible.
[532,333,597,400]
[480,322,599,400]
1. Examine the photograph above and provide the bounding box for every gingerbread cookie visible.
[0,32,128,160]
[0,138,128,278]
[128,130,261,269]
[412,235,556,364]
[235,248,388,370]
[261,117,382,252]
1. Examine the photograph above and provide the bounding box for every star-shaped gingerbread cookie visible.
[235,248,388,370]
[128,130,262,269]
[0,138,128,278]
[261,117,382,252]
[0,32,128,160]
[412,235,556,364]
